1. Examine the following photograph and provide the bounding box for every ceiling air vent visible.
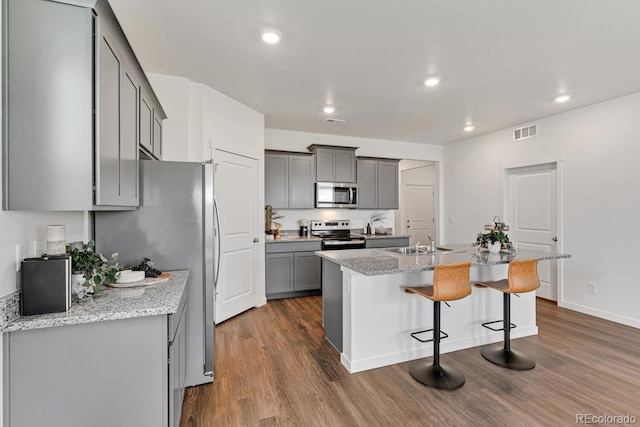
[325,118,346,124]
[513,124,537,141]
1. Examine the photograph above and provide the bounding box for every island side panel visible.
[322,259,344,352]
[340,266,537,373]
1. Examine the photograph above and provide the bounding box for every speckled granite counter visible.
[266,235,322,243]
[316,244,570,276]
[352,233,410,240]
[4,270,188,332]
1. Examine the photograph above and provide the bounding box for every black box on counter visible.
[21,254,72,316]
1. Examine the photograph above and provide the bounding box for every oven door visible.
[322,239,366,250]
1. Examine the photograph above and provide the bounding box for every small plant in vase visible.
[68,240,123,299]
[473,230,513,253]
[368,211,387,235]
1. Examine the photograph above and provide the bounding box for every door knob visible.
[253,237,260,243]
[552,237,557,242]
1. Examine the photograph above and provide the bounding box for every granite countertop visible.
[316,244,571,276]
[266,235,322,243]
[351,233,410,239]
[4,270,189,332]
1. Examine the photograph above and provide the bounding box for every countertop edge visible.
[4,270,189,333]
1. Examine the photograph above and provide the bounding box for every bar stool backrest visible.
[508,259,540,293]
[432,261,472,302]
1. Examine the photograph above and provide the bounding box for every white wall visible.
[147,74,267,307]
[443,92,640,328]
[265,129,444,235]
[147,73,190,161]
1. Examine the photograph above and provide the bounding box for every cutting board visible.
[108,272,171,288]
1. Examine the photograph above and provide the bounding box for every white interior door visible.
[403,183,434,246]
[214,150,259,323]
[508,164,557,301]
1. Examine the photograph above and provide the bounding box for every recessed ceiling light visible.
[424,76,441,87]
[323,106,335,114]
[261,31,281,44]
[555,94,571,103]
[464,125,475,132]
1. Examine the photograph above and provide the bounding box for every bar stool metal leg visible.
[410,301,466,389]
[481,293,535,370]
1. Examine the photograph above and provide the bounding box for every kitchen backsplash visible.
[272,209,395,232]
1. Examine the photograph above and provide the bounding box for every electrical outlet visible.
[587,282,597,294]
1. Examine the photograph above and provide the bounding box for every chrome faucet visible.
[426,234,436,252]
[415,242,421,252]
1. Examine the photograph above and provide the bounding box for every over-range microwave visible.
[315,182,358,208]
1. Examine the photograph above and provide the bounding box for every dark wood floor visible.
[180,297,640,426]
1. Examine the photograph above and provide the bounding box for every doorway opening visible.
[396,161,439,247]
[502,158,564,303]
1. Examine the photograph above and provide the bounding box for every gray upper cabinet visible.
[3,0,94,210]
[265,151,314,209]
[308,145,357,183]
[2,0,165,211]
[265,153,289,209]
[357,159,378,209]
[357,158,399,209]
[377,160,399,209]
[139,92,154,154]
[288,155,314,208]
[153,115,163,160]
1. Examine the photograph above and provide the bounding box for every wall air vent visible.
[513,124,537,141]
[325,118,346,123]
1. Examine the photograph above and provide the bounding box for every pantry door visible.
[508,163,558,300]
[214,150,260,323]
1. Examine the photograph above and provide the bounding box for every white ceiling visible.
[109,0,640,145]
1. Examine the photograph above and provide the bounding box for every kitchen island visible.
[3,271,189,427]
[317,245,570,373]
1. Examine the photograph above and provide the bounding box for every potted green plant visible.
[473,230,512,253]
[68,240,123,299]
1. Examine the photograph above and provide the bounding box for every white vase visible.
[487,242,502,253]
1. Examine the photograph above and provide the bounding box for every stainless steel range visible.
[310,220,366,250]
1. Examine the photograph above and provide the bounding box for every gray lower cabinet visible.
[4,302,187,427]
[308,145,357,183]
[365,237,409,248]
[266,240,322,299]
[357,158,399,209]
[2,0,165,210]
[265,152,314,209]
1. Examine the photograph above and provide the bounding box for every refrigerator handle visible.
[213,196,221,288]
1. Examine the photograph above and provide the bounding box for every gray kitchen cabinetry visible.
[308,145,357,183]
[265,151,314,209]
[266,240,322,299]
[154,115,164,160]
[356,158,399,209]
[2,0,165,210]
[140,90,154,155]
[365,236,409,248]
[3,297,187,427]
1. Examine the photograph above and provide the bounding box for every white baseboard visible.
[341,326,538,373]
[559,301,640,329]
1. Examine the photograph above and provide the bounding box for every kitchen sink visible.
[385,246,452,255]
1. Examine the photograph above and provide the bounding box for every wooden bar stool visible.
[479,258,540,370]
[404,261,471,390]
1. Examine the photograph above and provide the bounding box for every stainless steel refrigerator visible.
[95,160,217,387]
